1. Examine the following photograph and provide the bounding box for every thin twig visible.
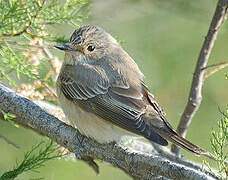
[0,40,53,49]
[171,0,228,155]
[204,62,228,79]
[43,83,57,98]
[0,134,20,149]
[41,45,58,98]
[42,46,54,59]
[201,61,228,70]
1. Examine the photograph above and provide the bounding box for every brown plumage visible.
[55,25,206,155]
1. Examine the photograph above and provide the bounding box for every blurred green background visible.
[1,0,228,179]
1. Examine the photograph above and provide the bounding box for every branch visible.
[204,61,228,79]
[202,61,228,70]
[0,83,219,180]
[172,0,228,155]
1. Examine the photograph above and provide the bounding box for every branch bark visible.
[0,84,219,180]
[171,0,228,155]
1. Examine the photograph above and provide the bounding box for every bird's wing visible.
[59,64,168,146]
[141,84,175,132]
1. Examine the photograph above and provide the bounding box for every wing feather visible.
[58,64,168,146]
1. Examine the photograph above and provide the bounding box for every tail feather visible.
[169,134,228,164]
[169,134,207,155]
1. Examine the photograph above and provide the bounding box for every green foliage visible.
[0,110,16,122]
[0,40,39,86]
[0,141,60,180]
[55,36,69,44]
[204,109,228,180]
[0,0,90,86]
[0,0,89,37]
[0,110,18,127]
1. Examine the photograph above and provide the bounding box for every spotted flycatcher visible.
[55,25,206,155]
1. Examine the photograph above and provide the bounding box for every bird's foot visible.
[74,134,100,174]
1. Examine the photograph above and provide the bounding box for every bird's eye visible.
[87,45,95,52]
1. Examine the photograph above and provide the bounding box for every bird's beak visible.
[54,43,74,51]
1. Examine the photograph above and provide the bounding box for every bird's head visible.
[54,25,119,64]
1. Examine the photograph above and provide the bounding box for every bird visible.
[55,24,206,155]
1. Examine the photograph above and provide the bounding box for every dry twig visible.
[204,62,228,79]
[171,0,228,155]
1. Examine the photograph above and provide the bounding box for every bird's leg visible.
[81,156,99,174]
[74,134,100,174]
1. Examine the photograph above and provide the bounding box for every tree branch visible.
[171,0,228,155]
[204,61,228,79]
[0,83,219,180]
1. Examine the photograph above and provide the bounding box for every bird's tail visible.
[168,133,207,155]
[168,133,228,164]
